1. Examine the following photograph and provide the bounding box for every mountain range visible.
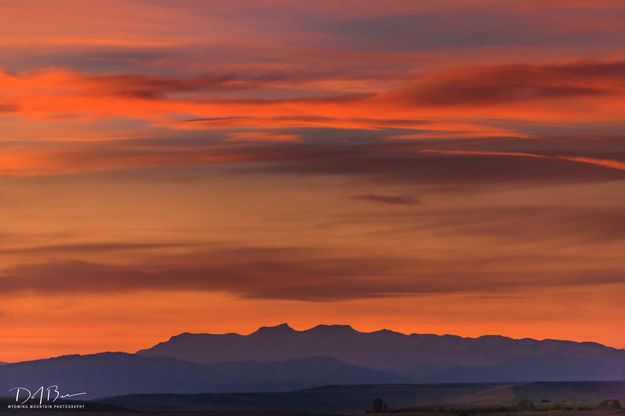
[138,323,625,383]
[2,323,625,400]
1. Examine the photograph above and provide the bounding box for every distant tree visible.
[372,398,385,413]
[597,400,622,410]
[517,399,535,411]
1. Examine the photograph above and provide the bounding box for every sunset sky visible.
[2,0,625,362]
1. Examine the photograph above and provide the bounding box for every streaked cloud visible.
[2,0,625,360]
[421,149,625,172]
[387,60,625,106]
[352,194,420,206]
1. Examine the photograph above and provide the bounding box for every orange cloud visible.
[556,156,625,172]
[2,58,625,145]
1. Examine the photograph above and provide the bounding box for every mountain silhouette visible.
[3,324,625,401]
[138,323,625,382]
[0,352,400,399]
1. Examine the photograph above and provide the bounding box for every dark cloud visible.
[0,241,199,256]
[387,60,625,106]
[75,62,385,101]
[0,103,19,113]
[74,59,625,106]
[63,72,376,104]
[19,134,625,185]
[215,93,373,105]
[181,116,253,125]
[1,245,624,301]
[433,206,625,243]
[245,141,625,185]
[312,5,625,51]
[337,205,625,245]
[0,248,415,301]
[353,193,420,206]
[85,73,274,99]
[0,45,178,74]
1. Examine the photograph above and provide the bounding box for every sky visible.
[1,0,625,362]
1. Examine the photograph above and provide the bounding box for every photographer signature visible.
[10,386,86,405]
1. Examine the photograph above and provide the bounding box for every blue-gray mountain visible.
[0,353,400,399]
[138,323,625,382]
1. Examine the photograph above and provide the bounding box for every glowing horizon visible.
[2,0,625,362]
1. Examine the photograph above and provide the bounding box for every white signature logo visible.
[10,386,86,405]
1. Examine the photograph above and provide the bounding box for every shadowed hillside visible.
[97,382,625,413]
[0,353,400,399]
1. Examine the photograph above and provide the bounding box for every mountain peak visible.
[252,323,295,335]
[308,324,358,334]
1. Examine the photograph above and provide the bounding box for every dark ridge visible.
[137,323,625,383]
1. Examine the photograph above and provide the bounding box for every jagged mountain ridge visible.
[137,323,625,382]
